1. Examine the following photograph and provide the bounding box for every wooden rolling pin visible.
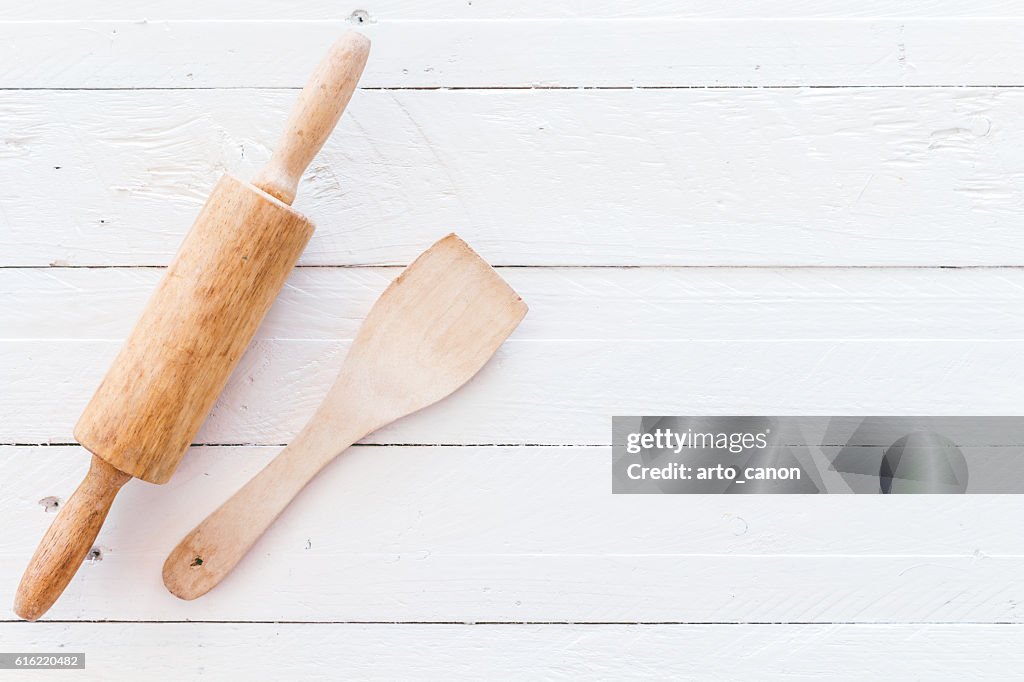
[14,31,371,622]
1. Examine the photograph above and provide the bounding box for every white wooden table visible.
[3,2,1024,679]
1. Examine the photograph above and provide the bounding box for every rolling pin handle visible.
[252,31,370,205]
[13,455,131,621]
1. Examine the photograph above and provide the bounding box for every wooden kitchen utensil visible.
[162,234,527,600]
[14,31,371,622]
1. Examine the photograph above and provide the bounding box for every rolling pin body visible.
[76,176,313,484]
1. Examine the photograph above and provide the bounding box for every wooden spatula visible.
[162,234,527,599]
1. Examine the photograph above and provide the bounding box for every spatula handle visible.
[163,422,360,600]
[252,31,370,205]
[14,455,131,621]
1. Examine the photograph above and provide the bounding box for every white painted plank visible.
[2,20,1024,88]
[9,1,1024,20]
[3,88,1023,267]
[2,445,1024,622]
[1,541,1022,622]
[6,266,1024,341]
[0,339,1020,445]
[2,445,1021,566]
[0,623,1022,680]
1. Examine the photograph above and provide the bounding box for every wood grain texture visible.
[2,87,1023,266]
[251,32,369,204]
[5,266,1024,341]
[74,32,367,484]
[163,235,526,600]
[0,623,1021,680]
[5,19,1024,88]
[76,175,313,483]
[13,455,129,621]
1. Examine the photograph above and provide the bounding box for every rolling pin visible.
[14,31,371,621]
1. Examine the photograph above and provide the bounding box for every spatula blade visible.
[341,233,527,420]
